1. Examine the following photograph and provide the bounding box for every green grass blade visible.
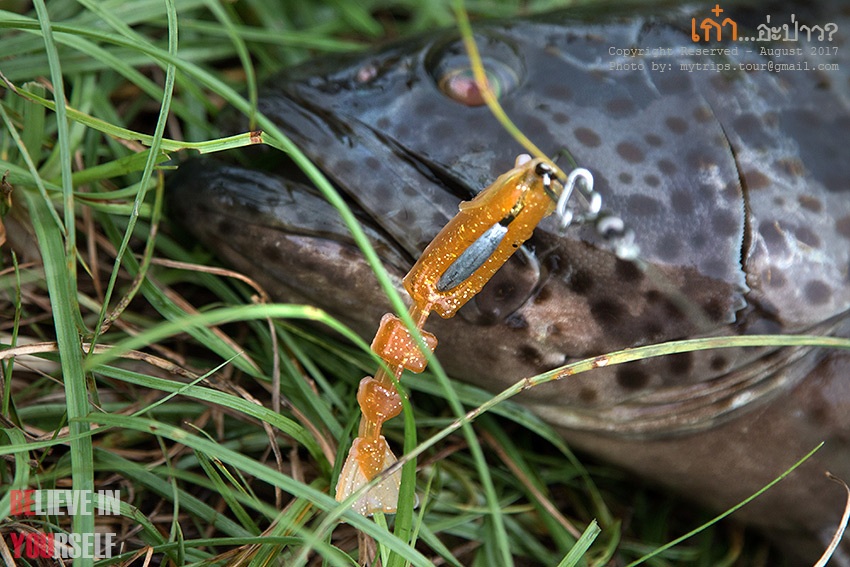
[32,0,82,327]
[0,428,32,514]
[21,181,94,563]
[557,520,601,567]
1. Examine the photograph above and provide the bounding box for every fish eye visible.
[437,64,518,106]
[426,33,523,107]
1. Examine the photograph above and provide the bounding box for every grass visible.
[1,0,848,566]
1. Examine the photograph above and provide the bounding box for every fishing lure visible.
[335,154,634,515]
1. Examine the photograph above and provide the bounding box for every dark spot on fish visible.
[365,156,381,171]
[414,100,437,117]
[606,97,635,117]
[743,169,771,190]
[506,313,528,329]
[619,172,633,184]
[693,106,713,123]
[836,215,850,240]
[374,183,394,203]
[336,158,355,175]
[701,297,727,322]
[644,174,660,188]
[805,400,829,428]
[543,83,572,101]
[627,194,661,216]
[794,226,820,248]
[805,280,832,305]
[616,365,650,390]
[798,195,823,213]
[656,74,692,94]
[644,133,662,147]
[759,220,788,253]
[765,267,787,288]
[614,258,643,282]
[402,184,419,197]
[645,289,662,303]
[552,112,569,124]
[762,111,779,128]
[660,297,685,320]
[534,286,552,304]
[428,120,455,141]
[665,117,688,135]
[641,321,663,340]
[657,232,682,261]
[393,122,411,139]
[579,387,597,403]
[670,190,693,215]
[616,142,644,164]
[574,127,601,148]
[590,298,626,326]
[733,113,770,149]
[687,152,709,171]
[721,180,741,201]
[690,231,707,250]
[518,344,544,367]
[657,159,677,175]
[667,352,693,375]
[710,355,728,372]
[745,313,781,336]
[262,244,282,262]
[776,158,805,178]
[520,116,550,142]
[712,210,739,237]
[568,269,594,295]
[709,73,732,92]
[376,117,391,130]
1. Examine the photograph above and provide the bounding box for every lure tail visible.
[336,435,402,516]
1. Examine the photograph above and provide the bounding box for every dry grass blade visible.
[814,473,850,567]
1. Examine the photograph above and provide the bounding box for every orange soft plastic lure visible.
[334,154,634,515]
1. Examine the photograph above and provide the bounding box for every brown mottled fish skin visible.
[169,2,850,562]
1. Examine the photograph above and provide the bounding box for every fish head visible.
[170,5,850,435]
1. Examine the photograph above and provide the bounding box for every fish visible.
[168,2,850,562]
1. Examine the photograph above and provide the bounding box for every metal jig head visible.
[553,166,640,261]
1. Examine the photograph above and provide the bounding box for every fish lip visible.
[167,158,412,273]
